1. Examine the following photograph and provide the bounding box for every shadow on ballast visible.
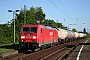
[79,43,90,45]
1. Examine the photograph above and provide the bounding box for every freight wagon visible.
[56,28,68,43]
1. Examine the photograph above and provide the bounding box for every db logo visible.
[50,32,53,36]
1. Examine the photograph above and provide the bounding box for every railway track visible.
[0,39,85,60]
[39,39,84,60]
[0,53,30,60]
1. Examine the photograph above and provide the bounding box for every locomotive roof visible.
[22,24,56,30]
[43,25,56,30]
[22,24,39,27]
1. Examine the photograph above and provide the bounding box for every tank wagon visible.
[67,30,74,41]
[18,24,58,52]
[79,33,87,39]
[83,34,87,37]
[56,28,87,43]
[56,28,68,43]
[74,32,79,39]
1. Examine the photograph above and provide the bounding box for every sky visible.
[0,0,90,32]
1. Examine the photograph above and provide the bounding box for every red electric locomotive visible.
[18,24,58,52]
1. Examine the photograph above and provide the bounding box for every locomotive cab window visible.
[41,28,42,33]
[23,27,37,33]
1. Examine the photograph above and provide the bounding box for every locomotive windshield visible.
[22,27,37,33]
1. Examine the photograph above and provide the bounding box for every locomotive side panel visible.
[54,30,58,40]
[40,27,58,46]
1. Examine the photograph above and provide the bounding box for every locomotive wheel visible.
[40,45,45,50]
[65,38,68,43]
[58,38,61,43]
[18,47,23,53]
[18,49,23,53]
[58,38,61,45]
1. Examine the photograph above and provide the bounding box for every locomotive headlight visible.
[21,36,25,39]
[33,36,37,39]
[21,40,24,42]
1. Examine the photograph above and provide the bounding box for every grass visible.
[0,48,14,54]
[0,43,19,55]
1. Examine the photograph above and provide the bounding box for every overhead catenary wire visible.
[58,0,85,22]
[49,0,70,18]
[3,0,31,15]
[58,0,69,14]
[3,0,21,8]
[3,0,70,19]
[58,0,73,18]
[49,0,77,30]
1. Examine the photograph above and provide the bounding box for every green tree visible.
[34,7,46,24]
[72,28,77,32]
[0,6,69,45]
[0,24,13,45]
[15,6,46,42]
[83,28,86,33]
